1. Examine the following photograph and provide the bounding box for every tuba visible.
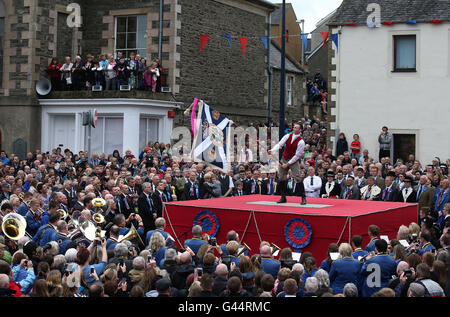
[92,213,105,225]
[57,209,70,222]
[118,224,144,247]
[1,213,27,240]
[237,242,251,257]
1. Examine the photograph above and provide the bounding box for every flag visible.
[191,100,232,172]
[200,35,210,52]
[220,34,231,47]
[320,32,329,49]
[300,33,309,52]
[261,37,268,49]
[331,33,338,51]
[240,37,248,55]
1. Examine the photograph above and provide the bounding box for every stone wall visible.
[271,69,306,123]
[175,0,270,127]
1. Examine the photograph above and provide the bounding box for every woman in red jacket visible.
[47,58,61,91]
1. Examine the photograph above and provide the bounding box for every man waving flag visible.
[188,99,233,172]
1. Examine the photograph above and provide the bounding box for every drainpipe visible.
[268,12,273,123]
[158,0,163,61]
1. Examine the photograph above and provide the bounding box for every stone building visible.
[327,0,450,164]
[0,0,281,158]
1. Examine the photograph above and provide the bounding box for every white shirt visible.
[270,133,305,165]
[303,176,322,197]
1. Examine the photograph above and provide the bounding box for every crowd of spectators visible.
[47,51,165,92]
[0,116,449,297]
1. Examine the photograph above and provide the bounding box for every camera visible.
[90,267,95,274]
[404,269,412,278]
[210,237,217,247]
[197,267,203,277]
[43,243,52,252]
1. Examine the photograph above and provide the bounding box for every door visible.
[53,115,76,150]
[393,134,415,163]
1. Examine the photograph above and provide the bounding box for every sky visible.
[268,0,343,33]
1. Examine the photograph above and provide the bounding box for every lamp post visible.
[279,0,286,144]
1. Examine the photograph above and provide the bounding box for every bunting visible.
[240,37,248,55]
[331,33,339,51]
[197,16,442,55]
[220,34,232,47]
[261,37,268,49]
[300,33,309,52]
[320,32,329,48]
[200,35,210,52]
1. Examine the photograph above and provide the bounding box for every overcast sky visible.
[268,0,343,33]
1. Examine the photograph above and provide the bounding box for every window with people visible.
[47,52,165,92]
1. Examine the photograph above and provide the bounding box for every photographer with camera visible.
[72,237,107,286]
[387,261,413,296]
[400,263,445,297]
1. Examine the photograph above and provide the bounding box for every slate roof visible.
[328,0,450,26]
[247,0,278,10]
[270,42,305,74]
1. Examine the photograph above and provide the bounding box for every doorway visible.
[393,134,415,163]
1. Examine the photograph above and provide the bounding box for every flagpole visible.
[279,0,286,144]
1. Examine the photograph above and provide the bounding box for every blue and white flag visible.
[191,101,232,172]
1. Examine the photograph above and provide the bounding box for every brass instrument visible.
[92,213,105,225]
[17,192,30,207]
[271,243,281,255]
[92,198,106,209]
[1,213,27,240]
[57,209,71,222]
[237,243,251,257]
[118,224,144,247]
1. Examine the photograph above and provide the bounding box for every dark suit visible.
[118,194,133,218]
[397,188,417,203]
[151,190,166,218]
[184,181,200,200]
[245,179,263,195]
[379,186,399,202]
[320,181,341,198]
[263,178,279,196]
[339,185,360,200]
[137,193,156,232]
[286,178,303,196]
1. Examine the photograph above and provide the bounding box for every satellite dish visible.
[36,78,52,96]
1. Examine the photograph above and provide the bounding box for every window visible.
[287,76,293,106]
[393,35,416,72]
[86,116,124,155]
[115,15,147,58]
[139,117,159,151]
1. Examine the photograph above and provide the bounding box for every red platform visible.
[163,195,417,260]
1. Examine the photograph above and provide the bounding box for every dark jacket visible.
[212,276,228,296]
[336,138,348,157]
[170,264,195,290]
[194,290,217,297]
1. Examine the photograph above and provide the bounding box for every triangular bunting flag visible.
[320,32,329,49]
[240,37,248,55]
[331,33,338,51]
[200,35,210,52]
[220,34,232,47]
[261,37,268,49]
[279,33,289,46]
[300,33,309,52]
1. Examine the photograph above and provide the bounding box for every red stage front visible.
[163,195,417,261]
